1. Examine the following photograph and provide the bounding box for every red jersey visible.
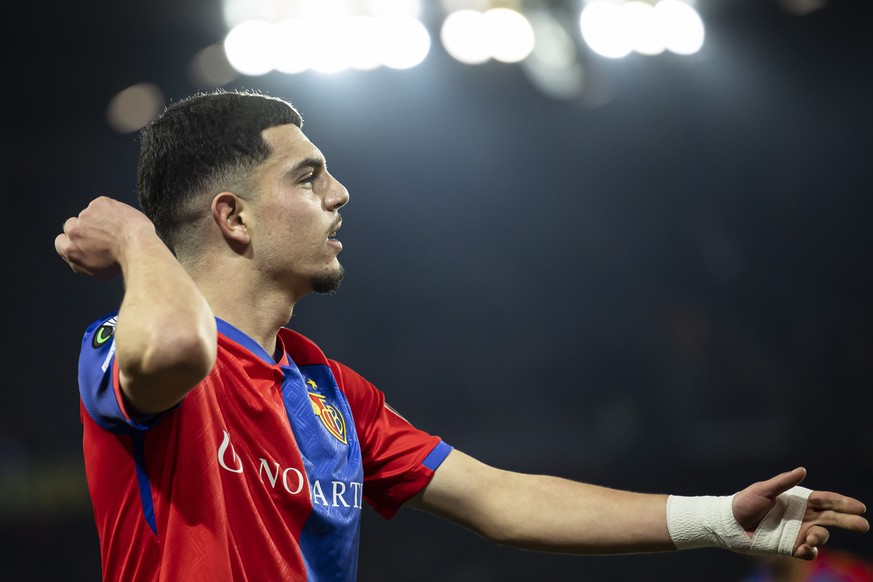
[78,314,451,581]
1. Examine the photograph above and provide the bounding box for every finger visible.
[54,235,94,276]
[54,233,69,258]
[804,525,829,547]
[808,490,868,515]
[794,544,819,561]
[757,467,807,498]
[807,509,870,533]
[63,216,77,233]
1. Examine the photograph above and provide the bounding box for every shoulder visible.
[278,328,361,378]
[278,327,330,365]
[277,328,376,394]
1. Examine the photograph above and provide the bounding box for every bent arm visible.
[409,449,673,554]
[57,197,216,414]
[114,220,216,415]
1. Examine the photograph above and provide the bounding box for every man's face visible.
[248,124,350,296]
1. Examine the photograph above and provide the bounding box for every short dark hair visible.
[136,89,303,249]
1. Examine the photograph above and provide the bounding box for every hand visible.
[732,467,869,560]
[55,196,155,281]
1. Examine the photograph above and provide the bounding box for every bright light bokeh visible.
[527,11,577,69]
[484,8,535,64]
[106,83,164,134]
[580,1,633,59]
[440,0,490,12]
[296,0,352,20]
[306,18,351,73]
[367,0,421,17]
[377,14,431,69]
[441,10,491,65]
[188,43,240,87]
[223,0,276,29]
[656,0,705,55]
[219,0,705,78]
[224,11,431,75]
[344,16,383,71]
[224,20,276,76]
[273,18,311,73]
[622,1,666,56]
[441,8,534,65]
[521,11,586,101]
[580,0,704,58]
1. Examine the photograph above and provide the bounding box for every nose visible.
[324,171,350,211]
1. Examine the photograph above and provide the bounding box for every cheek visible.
[259,202,324,250]
[281,218,324,253]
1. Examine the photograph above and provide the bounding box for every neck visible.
[193,271,306,358]
[208,293,295,357]
[181,240,311,356]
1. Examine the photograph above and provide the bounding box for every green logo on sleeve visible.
[91,317,117,349]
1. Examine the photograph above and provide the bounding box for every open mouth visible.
[326,219,343,250]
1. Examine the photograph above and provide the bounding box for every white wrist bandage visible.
[666,486,813,556]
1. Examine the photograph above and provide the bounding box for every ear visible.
[211,192,251,246]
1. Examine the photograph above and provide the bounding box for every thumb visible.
[758,467,807,499]
[734,467,808,532]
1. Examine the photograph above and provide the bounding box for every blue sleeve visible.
[77,312,170,433]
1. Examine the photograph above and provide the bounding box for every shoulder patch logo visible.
[92,317,117,349]
[306,379,347,444]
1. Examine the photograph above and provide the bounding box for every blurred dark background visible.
[3,0,871,580]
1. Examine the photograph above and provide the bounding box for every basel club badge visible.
[307,380,347,444]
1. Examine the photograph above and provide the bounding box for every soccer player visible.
[55,90,869,581]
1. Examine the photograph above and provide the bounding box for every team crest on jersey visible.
[92,316,117,349]
[306,379,347,444]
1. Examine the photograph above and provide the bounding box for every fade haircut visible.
[136,89,303,250]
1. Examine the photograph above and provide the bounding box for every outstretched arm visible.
[55,196,216,414]
[410,450,673,554]
[409,450,868,559]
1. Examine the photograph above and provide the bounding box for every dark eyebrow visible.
[288,157,325,176]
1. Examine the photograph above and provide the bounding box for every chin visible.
[311,265,344,294]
